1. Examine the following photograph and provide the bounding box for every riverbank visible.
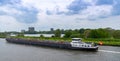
[8,36,120,46]
[84,38,120,46]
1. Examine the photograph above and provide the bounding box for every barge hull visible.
[6,38,98,51]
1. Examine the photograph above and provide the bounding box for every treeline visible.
[54,28,120,39]
[0,32,8,38]
[1,27,120,39]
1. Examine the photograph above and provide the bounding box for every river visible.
[0,38,120,61]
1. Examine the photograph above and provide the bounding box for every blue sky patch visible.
[96,0,114,5]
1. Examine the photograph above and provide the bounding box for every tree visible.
[113,30,120,39]
[89,29,98,38]
[54,29,61,37]
[64,30,72,38]
[0,32,7,38]
[79,28,85,34]
[83,30,91,38]
[89,29,110,38]
[105,27,114,38]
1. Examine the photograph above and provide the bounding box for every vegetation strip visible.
[1,28,120,46]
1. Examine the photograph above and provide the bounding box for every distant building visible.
[21,30,25,33]
[50,28,54,32]
[28,27,35,33]
[50,28,54,34]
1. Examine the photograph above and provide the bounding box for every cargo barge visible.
[6,38,98,51]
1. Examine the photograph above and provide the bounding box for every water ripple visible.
[99,50,120,54]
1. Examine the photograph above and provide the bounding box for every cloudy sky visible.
[0,0,120,31]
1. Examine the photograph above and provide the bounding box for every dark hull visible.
[6,38,98,51]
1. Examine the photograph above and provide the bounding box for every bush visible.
[40,34,44,38]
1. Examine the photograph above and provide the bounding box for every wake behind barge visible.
[6,38,98,51]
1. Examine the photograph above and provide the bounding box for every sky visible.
[0,0,120,32]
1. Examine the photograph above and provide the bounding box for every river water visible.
[0,38,120,61]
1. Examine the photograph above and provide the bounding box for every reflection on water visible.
[0,38,120,61]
